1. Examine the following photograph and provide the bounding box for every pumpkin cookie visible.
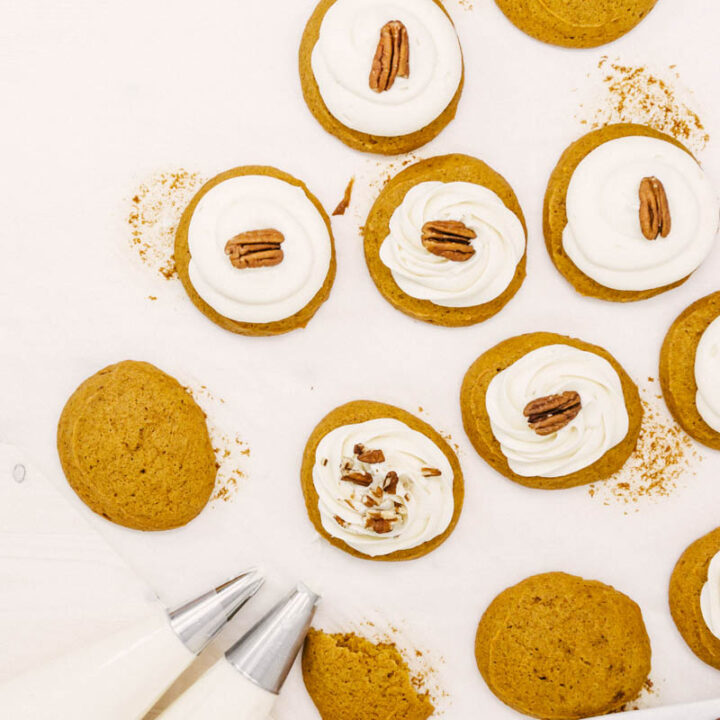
[544,124,719,302]
[476,572,651,720]
[299,0,464,155]
[669,526,720,669]
[660,292,720,450]
[57,361,216,531]
[460,332,641,490]
[302,629,434,720]
[175,166,336,336]
[301,400,463,561]
[364,154,527,326]
[495,0,658,48]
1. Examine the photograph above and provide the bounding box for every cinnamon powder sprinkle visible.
[127,170,205,281]
[588,386,700,507]
[577,58,709,154]
[332,178,355,216]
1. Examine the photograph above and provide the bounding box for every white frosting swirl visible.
[310,0,463,137]
[695,316,720,432]
[562,136,719,291]
[379,181,525,307]
[187,175,332,323]
[700,551,720,639]
[485,344,629,478]
[312,418,454,556]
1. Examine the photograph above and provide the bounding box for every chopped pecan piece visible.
[225,228,284,269]
[341,471,373,487]
[353,443,365,455]
[362,495,377,508]
[332,178,355,216]
[366,516,394,534]
[421,467,442,477]
[639,177,671,240]
[334,515,348,528]
[357,448,385,464]
[421,220,477,262]
[383,471,399,494]
[524,391,582,436]
[369,21,410,93]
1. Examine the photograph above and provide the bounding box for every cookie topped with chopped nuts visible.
[299,0,464,155]
[461,332,642,490]
[301,400,464,561]
[544,123,719,302]
[175,165,336,336]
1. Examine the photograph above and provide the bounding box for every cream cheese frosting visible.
[187,175,332,323]
[485,344,629,478]
[700,550,720,639]
[312,418,454,556]
[378,181,526,307]
[695,316,720,433]
[562,136,719,291]
[310,0,463,137]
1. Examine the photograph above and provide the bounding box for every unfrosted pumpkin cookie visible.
[495,0,658,48]
[57,361,216,531]
[544,124,719,302]
[460,332,641,490]
[660,292,720,450]
[476,572,651,720]
[302,629,434,720]
[669,526,720,670]
[299,0,464,155]
[301,400,463,561]
[364,154,527,326]
[175,166,336,336]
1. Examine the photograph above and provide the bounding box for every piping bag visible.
[0,568,263,719]
[158,583,319,718]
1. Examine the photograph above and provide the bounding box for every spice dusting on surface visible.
[186,383,249,504]
[127,170,205,280]
[588,385,700,508]
[577,58,709,153]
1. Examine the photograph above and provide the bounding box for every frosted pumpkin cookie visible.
[302,629,434,720]
[660,292,720,450]
[544,124,719,302]
[57,361,216,531]
[495,0,658,48]
[299,0,464,155]
[476,572,651,719]
[364,154,527,326]
[669,526,720,669]
[301,400,463,561]
[460,332,641,490]
[175,166,336,336]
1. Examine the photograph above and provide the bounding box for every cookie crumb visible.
[332,178,355,216]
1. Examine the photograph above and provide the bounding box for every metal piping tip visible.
[226,582,319,694]
[168,569,264,655]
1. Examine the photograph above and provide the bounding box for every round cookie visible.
[175,166,336,337]
[460,332,642,490]
[669,526,720,669]
[495,0,658,48]
[475,572,652,720]
[300,400,464,561]
[364,154,527,326]
[299,0,464,155]
[57,361,216,531]
[302,629,434,720]
[544,124,695,302]
[660,292,720,450]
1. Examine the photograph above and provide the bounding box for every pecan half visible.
[523,391,582,436]
[421,220,477,262]
[225,229,285,269]
[639,177,671,240]
[357,448,385,464]
[341,471,373,486]
[369,21,410,93]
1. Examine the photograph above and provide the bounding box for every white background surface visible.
[2,0,720,717]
